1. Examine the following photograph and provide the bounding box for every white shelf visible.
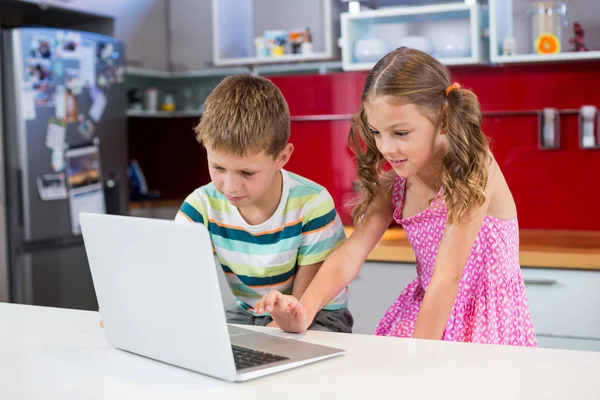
[214,53,334,67]
[125,67,172,78]
[343,2,475,20]
[342,56,481,71]
[127,61,343,79]
[126,66,249,79]
[493,51,600,64]
[255,61,342,75]
[126,110,203,118]
[170,67,250,78]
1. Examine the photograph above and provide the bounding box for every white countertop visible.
[1,303,600,400]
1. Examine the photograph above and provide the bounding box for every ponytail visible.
[440,87,490,224]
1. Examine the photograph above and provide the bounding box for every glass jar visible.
[529,1,567,54]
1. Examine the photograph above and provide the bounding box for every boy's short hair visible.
[194,74,290,157]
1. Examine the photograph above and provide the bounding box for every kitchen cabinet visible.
[168,0,214,71]
[489,0,600,64]
[212,0,337,66]
[522,268,600,348]
[536,336,600,352]
[349,261,417,335]
[114,0,168,70]
[340,2,487,71]
[17,0,114,16]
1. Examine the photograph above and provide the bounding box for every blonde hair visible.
[349,47,490,225]
[194,74,290,157]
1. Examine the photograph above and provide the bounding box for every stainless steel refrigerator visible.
[0,28,128,310]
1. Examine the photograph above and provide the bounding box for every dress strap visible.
[391,175,406,220]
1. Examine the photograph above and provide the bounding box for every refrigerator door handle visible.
[16,168,24,228]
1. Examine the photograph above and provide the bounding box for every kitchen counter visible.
[128,201,600,270]
[2,303,600,399]
[344,227,600,270]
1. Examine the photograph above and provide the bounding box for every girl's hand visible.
[253,291,310,333]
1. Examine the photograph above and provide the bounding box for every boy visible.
[175,74,353,333]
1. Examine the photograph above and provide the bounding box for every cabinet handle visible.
[524,278,558,286]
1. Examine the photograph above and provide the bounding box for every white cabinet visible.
[522,268,600,351]
[113,0,168,70]
[340,2,488,71]
[19,0,114,16]
[168,0,214,71]
[349,261,417,335]
[489,0,600,64]
[522,268,600,340]
[212,0,336,66]
[536,336,600,353]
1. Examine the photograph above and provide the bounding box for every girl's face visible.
[365,98,447,180]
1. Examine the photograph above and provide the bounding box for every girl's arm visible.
[299,186,394,325]
[412,164,496,340]
[255,183,394,332]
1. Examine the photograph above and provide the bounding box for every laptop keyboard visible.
[231,345,289,370]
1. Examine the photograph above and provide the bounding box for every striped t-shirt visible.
[175,169,348,313]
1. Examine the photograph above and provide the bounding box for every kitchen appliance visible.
[0,28,128,310]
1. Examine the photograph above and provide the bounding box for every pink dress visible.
[374,176,537,347]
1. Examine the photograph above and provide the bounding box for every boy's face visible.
[206,144,293,208]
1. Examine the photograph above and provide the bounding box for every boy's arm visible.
[295,189,346,301]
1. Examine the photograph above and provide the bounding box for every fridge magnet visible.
[65,145,106,235]
[65,88,78,123]
[36,173,68,201]
[56,31,81,59]
[45,117,66,151]
[78,119,95,141]
[98,42,114,61]
[22,89,37,121]
[30,36,54,59]
[54,85,67,120]
[65,67,82,96]
[97,74,108,88]
[79,40,97,87]
[26,59,54,106]
[53,59,64,78]
[115,66,125,84]
[51,149,65,172]
[89,88,107,123]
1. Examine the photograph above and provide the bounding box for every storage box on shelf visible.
[340,2,488,71]
[212,0,337,66]
[489,0,600,64]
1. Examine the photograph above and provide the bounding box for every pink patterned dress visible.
[374,176,537,346]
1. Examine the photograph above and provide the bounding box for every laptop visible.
[79,212,345,382]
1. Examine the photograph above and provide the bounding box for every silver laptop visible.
[80,212,345,382]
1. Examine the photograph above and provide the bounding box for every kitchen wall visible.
[129,61,600,231]
[270,61,600,230]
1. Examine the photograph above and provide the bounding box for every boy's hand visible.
[254,291,310,333]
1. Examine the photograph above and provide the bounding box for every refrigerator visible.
[0,28,128,310]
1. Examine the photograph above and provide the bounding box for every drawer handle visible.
[524,278,558,286]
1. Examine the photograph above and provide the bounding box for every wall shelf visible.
[489,0,600,64]
[212,0,336,67]
[126,110,203,118]
[340,2,488,71]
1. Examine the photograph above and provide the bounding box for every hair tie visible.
[445,82,461,97]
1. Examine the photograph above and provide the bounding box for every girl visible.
[254,47,537,346]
